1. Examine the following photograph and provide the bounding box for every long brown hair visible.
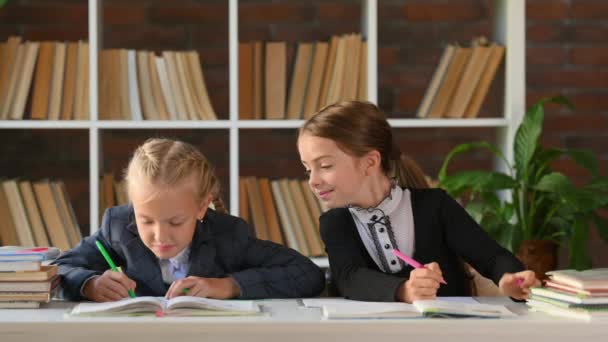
[299,101,429,189]
[124,138,227,214]
[301,102,476,294]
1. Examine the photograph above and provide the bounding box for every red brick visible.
[239,4,315,24]
[545,113,608,133]
[381,69,430,89]
[191,27,229,46]
[238,27,273,42]
[318,3,360,21]
[571,0,608,19]
[527,23,567,43]
[570,47,608,66]
[567,24,608,43]
[0,4,87,25]
[150,5,227,24]
[565,93,608,111]
[379,25,441,46]
[395,89,425,113]
[440,22,492,43]
[403,1,486,22]
[527,0,569,21]
[527,47,567,67]
[379,4,406,21]
[103,5,146,25]
[272,24,359,43]
[103,26,187,50]
[194,47,228,67]
[22,27,88,42]
[399,47,445,67]
[528,70,608,89]
[378,46,398,67]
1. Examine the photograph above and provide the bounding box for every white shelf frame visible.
[0,0,526,267]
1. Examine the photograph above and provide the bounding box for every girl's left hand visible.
[498,270,541,300]
[165,276,241,299]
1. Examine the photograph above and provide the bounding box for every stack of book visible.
[0,179,81,252]
[416,37,505,119]
[527,268,608,320]
[239,177,326,257]
[239,33,367,120]
[0,35,217,121]
[0,247,60,309]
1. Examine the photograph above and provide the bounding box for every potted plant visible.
[438,96,608,279]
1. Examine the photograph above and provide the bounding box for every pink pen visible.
[392,249,447,285]
[516,278,524,287]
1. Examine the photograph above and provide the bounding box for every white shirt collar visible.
[161,245,190,267]
[348,186,403,220]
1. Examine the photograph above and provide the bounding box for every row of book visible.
[416,37,505,119]
[0,247,60,309]
[99,173,128,220]
[240,176,326,257]
[99,48,216,121]
[0,36,90,120]
[239,33,367,120]
[528,268,608,320]
[0,179,81,252]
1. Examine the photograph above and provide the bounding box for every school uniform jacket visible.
[55,205,325,300]
[320,188,524,302]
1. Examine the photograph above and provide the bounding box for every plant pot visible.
[516,239,558,280]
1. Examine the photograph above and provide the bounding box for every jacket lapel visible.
[187,212,223,278]
[122,220,167,295]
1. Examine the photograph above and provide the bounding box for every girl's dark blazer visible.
[320,188,524,302]
[55,205,325,300]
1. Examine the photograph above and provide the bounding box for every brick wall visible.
[0,0,606,266]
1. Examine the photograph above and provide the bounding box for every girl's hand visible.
[165,276,241,299]
[397,262,445,303]
[83,270,137,302]
[499,270,541,300]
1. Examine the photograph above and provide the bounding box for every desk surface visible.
[0,297,605,342]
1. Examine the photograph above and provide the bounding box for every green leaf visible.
[514,101,544,182]
[534,172,573,193]
[514,96,572,183]
[0,0,8,7]
[568,220,592,270]
[438,142,509,182]
[562,149,599,177]
[441,171,516,198]
[496,223,521,253]
[586,176,608,192]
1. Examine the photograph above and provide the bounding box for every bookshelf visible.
[0,0,525,269]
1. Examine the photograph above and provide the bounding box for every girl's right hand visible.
[83,270,137,302]
[396,262,445,303]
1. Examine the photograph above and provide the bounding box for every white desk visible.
[0,298,605,342]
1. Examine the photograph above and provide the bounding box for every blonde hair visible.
[124,138,227,214]
[300,101,429,189]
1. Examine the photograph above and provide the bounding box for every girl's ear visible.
[197,193,214,218]
[364,150,382,174]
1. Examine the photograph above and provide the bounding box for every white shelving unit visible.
[0,0,525,268]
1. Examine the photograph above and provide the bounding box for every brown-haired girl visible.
[56,138,324,302]
[297,101,539,303]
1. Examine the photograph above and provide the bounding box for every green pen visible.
[95,240,136,298]
[182,288,189,294]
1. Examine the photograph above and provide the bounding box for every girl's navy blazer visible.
[55,205,325,300]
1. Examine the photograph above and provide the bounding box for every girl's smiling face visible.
[298,133,368,209]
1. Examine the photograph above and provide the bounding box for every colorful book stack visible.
[0,246,60,309]
[527,268,608,320]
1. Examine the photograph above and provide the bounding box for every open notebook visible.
[69,296,261,317]
[308,298,516,319]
